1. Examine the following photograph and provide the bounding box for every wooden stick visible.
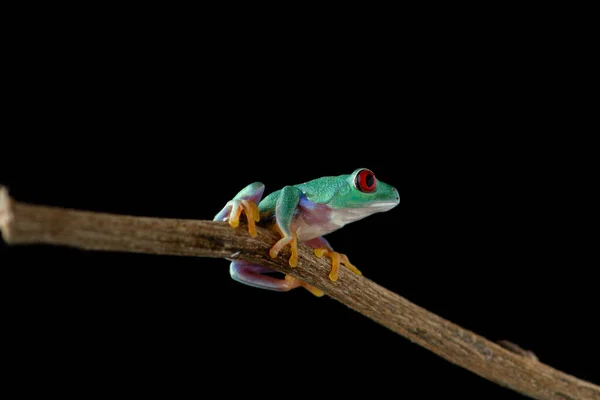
[0,186,598,400]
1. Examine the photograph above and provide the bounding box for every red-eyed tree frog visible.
[214,168,400,296]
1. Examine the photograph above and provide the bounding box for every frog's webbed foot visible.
[314,249,362,282]
[269,230,298,268]
[213,182,264,238]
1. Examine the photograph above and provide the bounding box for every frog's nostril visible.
[391,187,400,202]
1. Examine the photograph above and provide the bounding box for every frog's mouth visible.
[342,199,399,212]
[362,188,400,210]
[368,201,399,208]
[360,195,400,211]
[333,199,398,221]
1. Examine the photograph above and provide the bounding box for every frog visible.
[213,168,400,297]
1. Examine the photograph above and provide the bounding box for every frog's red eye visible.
[355,169,377,193]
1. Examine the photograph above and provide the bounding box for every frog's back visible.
[258,175,348,218]
[258,189,281,216]
[294,175,347,203]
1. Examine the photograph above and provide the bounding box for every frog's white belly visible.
[295,216,342,241]
[293,202,392,242]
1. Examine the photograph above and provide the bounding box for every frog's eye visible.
[355,169,377,193]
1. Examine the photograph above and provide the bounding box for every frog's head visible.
[328,168,400,213]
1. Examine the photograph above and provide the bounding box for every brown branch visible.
[0,186,598,400]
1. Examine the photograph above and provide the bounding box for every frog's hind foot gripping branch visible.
[314,249,362,282]
[285,275,324,297]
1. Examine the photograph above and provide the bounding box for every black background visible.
[1,21,597,399]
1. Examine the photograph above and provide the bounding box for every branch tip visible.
[0,186,14,242]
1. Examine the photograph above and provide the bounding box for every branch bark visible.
[0,186,598,400]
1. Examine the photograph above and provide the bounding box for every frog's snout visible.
[392,187,400,204]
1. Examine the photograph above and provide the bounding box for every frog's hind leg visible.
[304,236,362,282]
[230,260,324,297]
[230,260,300,292]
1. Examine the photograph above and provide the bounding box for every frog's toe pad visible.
[269,232,298,267]
[314,249,361,281]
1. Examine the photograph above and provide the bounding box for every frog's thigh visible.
[303,236,334,251]
[229,261,301,292]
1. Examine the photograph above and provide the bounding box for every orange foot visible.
[227,200,260,237]
[269,230,298,268]
[285,274,324,297]
[314,249,362,281]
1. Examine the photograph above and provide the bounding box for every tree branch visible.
[0,186,598,400]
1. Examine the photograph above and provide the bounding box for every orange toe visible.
[314,248,360,281]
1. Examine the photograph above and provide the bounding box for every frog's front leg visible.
[268,186,302,268]
[304,236,362,282]
[213,182,264,237]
